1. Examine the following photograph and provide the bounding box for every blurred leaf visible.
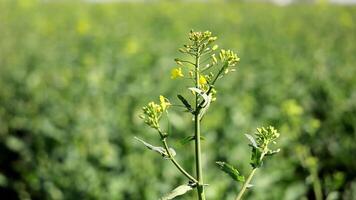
[266,149,281,156]
[216,161,245,182]
[245,134,257,148]
[180,135,205,145]
[160,184,193,200]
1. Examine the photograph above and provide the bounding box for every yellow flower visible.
[76,19,90,35]
[199,75,207,85]
[171,67,184,79]
[159,95,171,111]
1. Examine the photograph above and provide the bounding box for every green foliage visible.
[0,1,355,200]
[216,162,245,182]
[246,126,280,168]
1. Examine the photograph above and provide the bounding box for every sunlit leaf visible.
[188,87,210,107]
[160,184,193,200]
[134,137,176,158]
[245,134,257,148]
[266,149,281,156]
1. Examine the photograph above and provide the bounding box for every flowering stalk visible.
[234,126,281,200]
[137,30,280,200]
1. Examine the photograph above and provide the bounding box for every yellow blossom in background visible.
[199,75,207,85]
[171,67,184,79]
[76,19,90,35]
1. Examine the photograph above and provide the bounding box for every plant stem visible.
[235,168,257,200]
[161,138,198,183]
[311,169,323,200]
[194,51,206,200]
[236,151,266,200]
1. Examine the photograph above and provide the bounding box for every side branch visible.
[161,138,198,183]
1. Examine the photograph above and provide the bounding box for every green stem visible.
[161,137,198,183]
[236,152,266,200]
[235,168,257,200]
[311,170,323,200]
[194,51,206,200]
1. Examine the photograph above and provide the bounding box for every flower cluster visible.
[246,126,280,168]
[140,95,171,130]
[178,30,218,56]
[188,30,217,44]
[219,49,240,74]
[255,126,280,150]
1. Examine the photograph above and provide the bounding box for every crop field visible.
[0,1,355,199]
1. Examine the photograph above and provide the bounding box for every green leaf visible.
[266,148,280,156]
[216,161,245,182]
[160,184,193,200]
[134,137,176,158]
[250,146,263,168]
[245,134,257,148]
[180,135,206,145]
[188,87,210,106]
[177,94,193,113]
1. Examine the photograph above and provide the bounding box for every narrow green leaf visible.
[134,137,176,158]
[265,148,280,156]
[160,184,193,200]
[216,161,245,182]
[245,134,257,148]
[180,135,205,145]
[177,94,193,113]
[180,136,195,145]
[250,146,263,168]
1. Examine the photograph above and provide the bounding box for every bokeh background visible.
[0,0,355,199]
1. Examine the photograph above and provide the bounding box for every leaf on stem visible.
[160,184,193,200]
[250,146,263,168]
[180,135,206,145]
[177,94,193,113]
[188,87,210,107]
[134,137,176,158]
[265,149,281,156]
[216,161,245,182]
[245,134,258,148]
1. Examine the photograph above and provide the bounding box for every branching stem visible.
[161,138,198,183]
[235,151,266,200]
[235,168,257,200]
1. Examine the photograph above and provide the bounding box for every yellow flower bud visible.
[199,75,207,85]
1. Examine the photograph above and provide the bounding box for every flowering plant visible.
[136,30,281,200]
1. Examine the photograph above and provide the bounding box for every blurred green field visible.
[0,1,356,199]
